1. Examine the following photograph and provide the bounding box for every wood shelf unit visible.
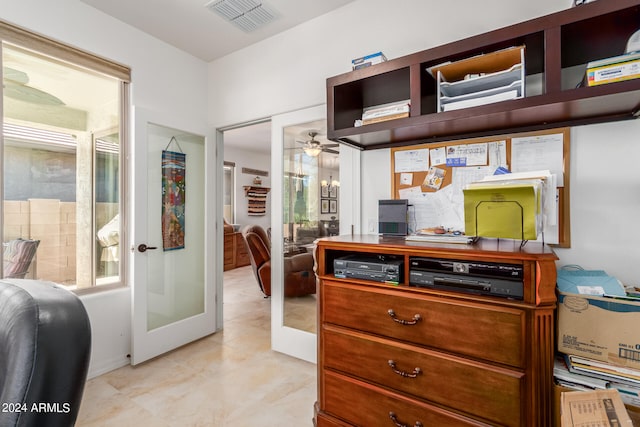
[327,0,640,149]
[314,235,559,426]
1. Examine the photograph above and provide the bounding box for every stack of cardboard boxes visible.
[555,267,640,424]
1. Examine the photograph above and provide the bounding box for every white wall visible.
[554,121,640,285]
[223,145,271,230]
[2,0,209,377]
[209,0,640,286]
[208,0,565,128]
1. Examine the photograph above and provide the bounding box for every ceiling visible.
[78,0,353,155]
[224,119,340,168]
[80,0,356,62]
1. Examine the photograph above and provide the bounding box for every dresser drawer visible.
[323,326,523,426]
[322,281,525,367]
[322,370,492,427]
[234,233,251,267]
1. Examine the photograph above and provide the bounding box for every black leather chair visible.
[0,279,91,427]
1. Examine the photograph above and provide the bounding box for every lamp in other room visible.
[303,146,322,157]
[321,175,340,198]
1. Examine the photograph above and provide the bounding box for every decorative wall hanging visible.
[162,137,186,251]
[244,185,270,216]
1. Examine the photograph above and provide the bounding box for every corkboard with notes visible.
[390,127,571,247]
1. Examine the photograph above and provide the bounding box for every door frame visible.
[130,106,217,365]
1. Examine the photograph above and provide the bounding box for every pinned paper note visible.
[394,148,429,172]
[422,167,446,190]
[400,173,413,185]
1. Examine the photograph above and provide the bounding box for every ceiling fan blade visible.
[3,67,29,85]
[323,148,339,154]
[323,143,340,148]
[3,81,65,106]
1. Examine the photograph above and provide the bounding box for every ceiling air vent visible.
[205,0,278,32]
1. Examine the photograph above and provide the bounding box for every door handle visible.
[138,244,158,253]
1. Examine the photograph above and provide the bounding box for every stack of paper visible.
[362,100,410,125]
[560,354,640,408]
[554,356,609,391]
[405,231,474,244]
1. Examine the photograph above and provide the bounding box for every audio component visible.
[334,254,403,284]
[409,257,524,300]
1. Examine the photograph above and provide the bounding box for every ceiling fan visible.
[3,66,65,106]
[296,130,339,157]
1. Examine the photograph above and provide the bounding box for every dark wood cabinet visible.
[327,0,640,149]
[223,231,250,271]
[314,235,558,426]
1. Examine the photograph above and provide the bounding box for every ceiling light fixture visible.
[205,0,277,33]
[303,146,322,157]
[321,176,340,189]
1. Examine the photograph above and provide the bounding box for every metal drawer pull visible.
[388,360,421,378]
[389,411,423,427]
[387,309,421,325]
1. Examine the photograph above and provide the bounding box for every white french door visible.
[271,105,360,362]
[130,107,216,365]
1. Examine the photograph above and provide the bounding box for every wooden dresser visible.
[223,231,250,271]
[314,235,558,427]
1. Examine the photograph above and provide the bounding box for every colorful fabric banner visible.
[162,150,186,251]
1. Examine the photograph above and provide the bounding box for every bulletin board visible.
[391,127,571,247]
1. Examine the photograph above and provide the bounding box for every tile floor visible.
[76,266,317,426]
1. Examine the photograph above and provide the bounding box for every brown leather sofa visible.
[242,225,316,298]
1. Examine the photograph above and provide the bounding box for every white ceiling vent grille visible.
[205,0,278,32]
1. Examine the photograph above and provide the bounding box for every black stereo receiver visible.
[409,257,524,300]
[334,254,403,284]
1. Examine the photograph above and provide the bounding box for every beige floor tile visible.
[77,266,317,426]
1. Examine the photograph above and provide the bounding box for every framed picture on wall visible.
[321,199,330,214]
[321,185,329,198]
[329,186,338,199]
[329,199,338,214]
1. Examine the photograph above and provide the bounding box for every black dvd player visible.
[334,254,403,284]
[409,257,524,300]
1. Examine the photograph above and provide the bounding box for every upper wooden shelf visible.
[326,0,640,149]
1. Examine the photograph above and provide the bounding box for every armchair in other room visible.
[0,279,91,427]
[2,238,40,279]
[242,224,316,298]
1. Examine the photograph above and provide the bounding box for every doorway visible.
[220,120,272,329]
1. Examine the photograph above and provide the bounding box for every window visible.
[1,22,130,292]
[223,161,235,223]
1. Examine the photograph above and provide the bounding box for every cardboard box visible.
[556,385,640,426]
[351,52,387,70]
[558,291,640,369]
[561,389,633,426]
